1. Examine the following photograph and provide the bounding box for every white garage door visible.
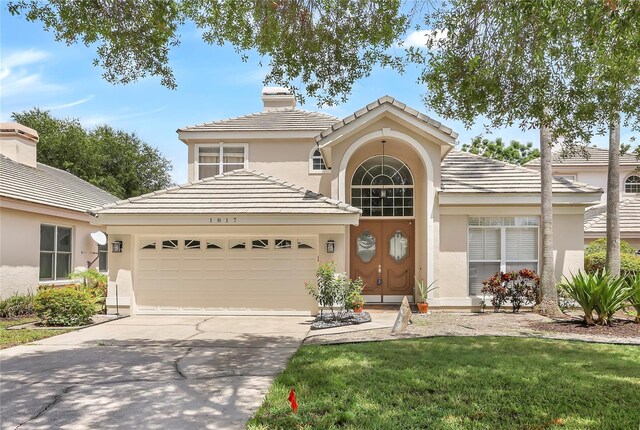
[134,236,318,314]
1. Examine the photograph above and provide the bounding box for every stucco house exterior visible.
[0,123,118,298]
[90,88,602,315]
[526,146,640,249]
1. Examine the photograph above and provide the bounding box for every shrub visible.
[585,238,637,256]
[481,269,540,313]
[0,292,35,318]
[559,270,633,326]
[626,273,640,324]
[34,287,95,326]
[306,263,364,316]
[344,277,365,311]
[584,252,640,276]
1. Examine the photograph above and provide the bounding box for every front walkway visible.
[0,315,311,429]
[304,311,640,345]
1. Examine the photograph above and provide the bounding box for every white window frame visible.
[309,146,331,174]
[467,217,539,296]
[39,224,73,282]
[194,143,249,180]
[624,174,640,194]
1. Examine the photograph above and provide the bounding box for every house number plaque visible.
[209,217,238,224]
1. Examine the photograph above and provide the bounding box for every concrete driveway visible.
[0,315,311,429]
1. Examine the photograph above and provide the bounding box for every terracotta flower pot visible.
[417,303,428,314]
[353,306,364,313]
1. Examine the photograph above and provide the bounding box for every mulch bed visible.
[310,311,372,330]
[530,316,640,338]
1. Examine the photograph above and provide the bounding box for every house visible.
[526,146,640,249]
[0,122,118,298]
[90,89,602,315]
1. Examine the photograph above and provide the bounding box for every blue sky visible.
[1,10,630,184]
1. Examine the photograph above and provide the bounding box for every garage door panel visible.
[135,237,318,313]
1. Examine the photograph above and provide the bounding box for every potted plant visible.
[415,278,438,314]
[346,277,365,313]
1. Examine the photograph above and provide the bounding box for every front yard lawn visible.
[248,337,640,430]
[0,318,71,349]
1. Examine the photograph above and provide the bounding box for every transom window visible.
[40,225,72,281]
[196,144,247,180]
[468,217,539,295]
[351,155,414,217]
[310,148,329,172]
[625,175,640,194]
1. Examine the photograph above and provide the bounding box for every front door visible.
[350,220,414,303]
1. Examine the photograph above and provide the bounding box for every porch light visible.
[326,239,335,254]
[111,240,123,253]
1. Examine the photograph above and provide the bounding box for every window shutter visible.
[469,228,484,260]
[506,228,537,260]
[484,229,501,260]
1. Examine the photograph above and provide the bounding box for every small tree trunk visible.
[536,126,563,317]
[605,118,621,277]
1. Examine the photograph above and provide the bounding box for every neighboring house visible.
[0,123,118,298]
[90,88,602,315]
[526,146,640,249]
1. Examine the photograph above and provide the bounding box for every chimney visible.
[261,86,296,111]
[0,122,39,168]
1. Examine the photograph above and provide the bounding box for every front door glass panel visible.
[389,230,408,262]
[357,231,376,263]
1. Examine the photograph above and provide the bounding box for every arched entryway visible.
[349,154,415,303]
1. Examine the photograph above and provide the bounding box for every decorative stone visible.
[391,296,412,334]
[310,311,372,330]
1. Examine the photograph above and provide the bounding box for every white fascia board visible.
[438,192,602,206]
[91,213,360,226]
[317,105,456,149]
[0,196,93,222]
[178,129,321,143]
[585,231,640,238]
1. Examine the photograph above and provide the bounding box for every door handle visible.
[377,264,382,286]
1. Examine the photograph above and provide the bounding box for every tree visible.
[12,109,172,199]
[7,0,411,106]
[461,137,540,165]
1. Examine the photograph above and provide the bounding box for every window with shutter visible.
[468,217,539,295]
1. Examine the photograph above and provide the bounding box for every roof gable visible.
[90,170,360,216]
[0,155,118,212]
[585,197,640,234]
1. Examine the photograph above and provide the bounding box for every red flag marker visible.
[288,389,298,413]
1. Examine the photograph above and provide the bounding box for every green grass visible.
[0,318,72,349]
[248,337,640,430]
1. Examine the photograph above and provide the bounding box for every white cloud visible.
[43,95,95,110]
[2,49,51,69]
[403,29,448,49]
[0,49,64,99]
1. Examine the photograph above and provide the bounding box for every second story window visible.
[625,175,640,194]
[310,148,330,173]
[196,144,247,180]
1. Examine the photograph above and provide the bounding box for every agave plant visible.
[626,273,640,324]
[558,271,599,325]
[593,274,633,325]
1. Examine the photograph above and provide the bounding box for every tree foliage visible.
[12,109,173,199]
[461,137,540,165]
[7,0,412,106]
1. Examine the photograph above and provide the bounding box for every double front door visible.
[350,220,414,303]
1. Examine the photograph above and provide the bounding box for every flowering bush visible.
[481,269,540,313]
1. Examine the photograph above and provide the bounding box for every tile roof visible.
[584,196,640,234]
[441,151,602,193]
[90,170,361,215]
[178,109,340,132]
[526,146,640,166]
[316,95,459,143]
[0,155,118,212]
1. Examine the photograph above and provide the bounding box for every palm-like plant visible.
[558,271,599,325]
[593,274,632,325]
[626,274,640,324]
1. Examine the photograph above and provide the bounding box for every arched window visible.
[625,175,640,194]
[351,155,414,217]
[309,148,329,172]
